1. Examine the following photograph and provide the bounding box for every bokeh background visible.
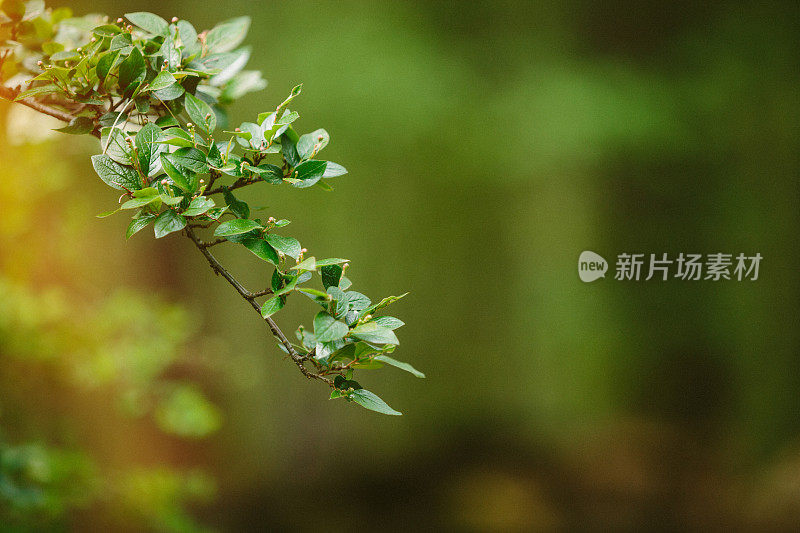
[2,0,800,530]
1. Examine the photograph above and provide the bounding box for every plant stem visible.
[184,226,332,386]
[0,88,332,386]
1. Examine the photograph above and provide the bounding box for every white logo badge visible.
[578,251,608,282]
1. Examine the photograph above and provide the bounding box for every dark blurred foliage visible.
[1,0,800,530]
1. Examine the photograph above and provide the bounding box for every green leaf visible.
[297,128,329,159]
[118,46,146,90]
[96,207,121,218]
[149,70,177,91]
[280,131,301,167]
[157,127,193,147]
[264,234,302,259]
[250,163,283,184]
[371,316,405,330]
[290,256,316,272]
[54,116,94,135]
[222,188,249,219]
[364,293,409,314]
[183,196,215,217]
[136,123,164,177]
[260,296,284,318]
[321,264,343,290]
[214,219,262,237]
[313,311,349,343]
[91,154,142,191]
[125,12,169,35]
[126,212,156,238]
[205,16,250,54]
[374,355,424,378]
[109,33,132,51]
[350,322,399,345]
[159,194,184,206]
[121,195,158,209]
[160,153,195,193]
[153,83,185,101]
[96,50,120,81]
[13,84,60,101]
[153,209,187,238]
[323,162,348,178]
[241,238,280,265]
[169,147,209,173]
[316,258,349,267]
[350,389,402,416]
[101,127,134,165]
[290,160,328,188]
[184,92,216,134]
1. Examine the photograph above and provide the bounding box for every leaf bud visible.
[171,17,179,23]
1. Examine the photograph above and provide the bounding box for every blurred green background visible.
[2,0,800,530]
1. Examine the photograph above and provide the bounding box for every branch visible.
[0,86,98,135]
[207,176,259,196]
[1,89,332,386]
[184,226,332,386]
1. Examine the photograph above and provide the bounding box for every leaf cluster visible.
[0,2,421,415]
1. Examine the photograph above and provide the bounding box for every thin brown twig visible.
[0,85,99,132]
[184,226,332,386]
[1,87,333,385]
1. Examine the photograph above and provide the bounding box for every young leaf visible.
[149,70,177,91]
[323,162,348,178]
[55,116,94,135]
[291,160,327,188]
[154,83,185,101]
[320,264,343,290]
[364,293,409,314]
[169,147,209,173]
[160,153,195,193]
[91,154,142,191]
[313,312,349,343]
[371,316,405,330]
[101,127,134,165]
[290,257,316,272]
[214,219,263,237]
[153,210,187,238]
[183,197,215,217]
[374,355,424,378]
[222,188,249,219]
[261,296,284,318]
[118,46,146,90]
[297,128,329,159]
[184,92,216,134]
[241,238,280,265]
[126,212,157,238]
[350,322,399,345]
[125,12,169,35]
[264,234,302,259]
[136,123,164,177]
[349,389,402,416]
[205,16,251,54]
